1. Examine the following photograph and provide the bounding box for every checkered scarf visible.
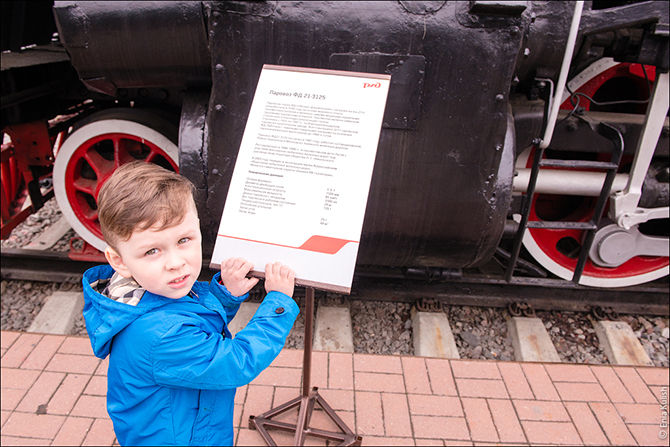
[91,272,145,306]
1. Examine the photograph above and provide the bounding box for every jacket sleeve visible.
[208,271,249,324]
[151,291,299,390]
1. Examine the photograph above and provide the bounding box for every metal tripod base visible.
[249,386,361,446]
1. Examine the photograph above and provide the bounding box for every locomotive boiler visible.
[2,1,668,291]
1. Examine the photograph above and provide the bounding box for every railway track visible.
[2,247,668,316]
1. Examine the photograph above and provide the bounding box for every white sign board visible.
[210,65,390,293]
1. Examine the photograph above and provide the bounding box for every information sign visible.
[210,65,390,293]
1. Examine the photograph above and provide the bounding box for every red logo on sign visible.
[363,82,381,88]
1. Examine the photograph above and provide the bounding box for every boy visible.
[82,161,299,446]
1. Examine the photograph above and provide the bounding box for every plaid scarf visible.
[91,272,146,306]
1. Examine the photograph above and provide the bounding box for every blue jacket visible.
[82,264,299,446]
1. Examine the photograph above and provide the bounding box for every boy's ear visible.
[105,247,133,278]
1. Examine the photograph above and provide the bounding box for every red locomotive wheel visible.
[53,109,179,251]
[518,59,668,287]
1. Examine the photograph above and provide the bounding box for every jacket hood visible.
[83,264,181,358]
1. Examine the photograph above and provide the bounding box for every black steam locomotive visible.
[2,1,668,290]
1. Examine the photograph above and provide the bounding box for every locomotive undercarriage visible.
[1,1,668,292]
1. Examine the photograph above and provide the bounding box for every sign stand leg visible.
[249,287,362,446]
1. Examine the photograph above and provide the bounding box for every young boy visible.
[82,161,299,446]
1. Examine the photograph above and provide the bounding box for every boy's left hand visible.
[220,257,260,297]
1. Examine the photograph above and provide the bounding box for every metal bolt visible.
[495,94,504,101]
[158,89,169,100]
[138,88,148,97]
[215,104,223,111]
[662,127,670,138]
[495,144,502,151]
[212,168,219,175]
[566,121,578,132]
[523,48,530,57]
[216,64,224,72]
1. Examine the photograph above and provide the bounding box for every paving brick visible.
[590,366,634,403]
[544,364,597,383]
[235,384,247,405]
[1,348,5,358]
[20,335,65,370]
[1,409,11,426]
[233,403,243,428]
[520,421,582,445]
[451,361,501,380]
[272,386,300,408]
[319,389,354,411]
[513,399,570,422]
[497,362,534,400]
[242,385,274,426]
[95,357,109,376]
[271,348,304,367]
[411,415,470,440]
[614,367,657,403]
[45,354,100,375]
[381,393,412,437]
[48,374,93,415]
[649,386,666,404]
[237,427,270,446]
[401,357,431,395]
[520,364,560,401]
[71,395,109,419]
[614,402,662,424]
[82,375,107,396]
[487,398,526,444]
[361,436,415,446]
[461,398,498,443]
[0,435,51,445]
[251,366,302,388]
[1,333,42,368]
[16,371,65,413]
[564,402,608,446]
[309,408,354,436]
[2,412,66,439]
[554,382,609,402]
[1,331,20,349]
[628,424,669,446]
[312,351,328,389]
[82,418,115,446]
[1,388,27,411]
[407,394,463,417]
[589,402,636,445]
[1,368,40,389]
[456,379,508,399]
[58,337,94,356]
[354,354,402,374]
[51,416,94,446]
[426,358,457,396]
[636,367,670,386]
[329,352,353,390]
[444,440,472,446]
[354,391,383,436]
[354,372,405,393]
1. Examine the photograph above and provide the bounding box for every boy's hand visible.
[220,257,260,297]
[264,262,295,297]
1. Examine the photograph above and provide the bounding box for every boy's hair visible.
[98,162,196,251]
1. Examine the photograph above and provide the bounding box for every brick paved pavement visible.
[2,330,668,446]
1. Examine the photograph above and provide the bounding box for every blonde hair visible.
[97,162,196,250]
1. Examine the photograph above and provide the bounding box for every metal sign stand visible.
[249,287,362,446]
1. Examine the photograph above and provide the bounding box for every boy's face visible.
[105,207,203,299]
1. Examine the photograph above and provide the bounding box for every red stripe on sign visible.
[218,234,357,255]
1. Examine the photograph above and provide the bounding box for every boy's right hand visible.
[264,262,295,297]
